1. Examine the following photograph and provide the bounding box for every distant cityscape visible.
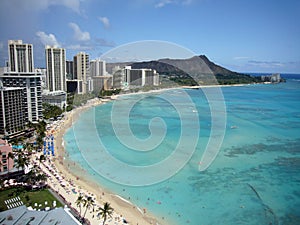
[0,39,282,141]
[0,40,159,140]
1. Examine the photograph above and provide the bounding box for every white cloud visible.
[36,31,60,47]
[155,0,172,8]
[182,0,192,5]
[248,60,284,68]
[66,44,92,50]
[98,17,110,29]
[69,22,90,41]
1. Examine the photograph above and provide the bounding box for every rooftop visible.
[0,205,81,225]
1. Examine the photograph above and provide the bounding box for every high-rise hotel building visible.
[90,59,106,77]
[45,46,66,92]
[8,40,34,73]
[0,86,26,136]
[0,40,43,127]
[73,52,89,94]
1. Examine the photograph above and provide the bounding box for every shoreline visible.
[48,82,262,225]
[52,98,162,225]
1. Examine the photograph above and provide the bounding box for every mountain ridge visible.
[107,55,261,85]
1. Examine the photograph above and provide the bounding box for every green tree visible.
[39,154,46,166]
[42,103,63,119]
[97,202,114,225]
[76,194,84,218]
[7,152,14,177]
[15,150,29,172]
[83,196,94,219]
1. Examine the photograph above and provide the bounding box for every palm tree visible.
[76,194,84,217]
[0,150,2,173]
[39,154,46,166]
[15,150,29,172]
[98,202,114,225]
[83,196,94,219]
[7,152,15,177]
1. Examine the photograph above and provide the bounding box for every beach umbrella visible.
[51,143,54,156]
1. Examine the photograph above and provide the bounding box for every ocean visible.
[64,74,300,225]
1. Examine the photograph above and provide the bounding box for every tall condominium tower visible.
[90,59,106,77]
[45,46,66,92]
[8,40,34,73]
[73,52,89,93]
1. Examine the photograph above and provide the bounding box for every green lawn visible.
[0,187,63,211]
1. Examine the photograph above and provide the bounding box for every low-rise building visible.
[66,79,83,94]
[42,91,67,109]
[0,205,81,225]
[0,139,15,176]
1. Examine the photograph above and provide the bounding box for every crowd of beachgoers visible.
[35,97,159,225]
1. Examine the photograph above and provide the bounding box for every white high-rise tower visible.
[8,40,34,73]
[45,46,66,92]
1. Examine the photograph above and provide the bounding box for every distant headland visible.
[107,55,283,86]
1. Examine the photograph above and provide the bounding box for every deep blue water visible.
[64,77,300,225]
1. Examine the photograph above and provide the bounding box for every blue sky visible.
[0,0,299,73]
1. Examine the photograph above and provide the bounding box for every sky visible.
[0,0,299,73]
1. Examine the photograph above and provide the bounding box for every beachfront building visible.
[87,77,93,92]
[93,75,113,92]
[42,90,67,109]
[66,60,74,80]
[90,59,106,77]
[8,40,34,73]
[35,68,47,89]
[261,73,282,83]
[73,52,89,94]
[45,46,67,92]
[112,66,125,89]
[66,79,83,94]
[124,66,159,87]
[0,205,81,225]
[1,40,43,123]
[0,139,15,176]
[0,86,26,137]
[0,72,43,123]
[0,73,43,124]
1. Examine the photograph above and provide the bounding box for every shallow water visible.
[64,78,300,225]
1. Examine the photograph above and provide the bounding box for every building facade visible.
[93,76,113,92]
[123,66,159,87]
[1,40,43,123]
[0,73,43,123]
[66,80,83,94]
[73,52,89,94]
[0,139,15,175]
[0,87,26,136]
[42,91,67,109]
[90,59,106,77]
[46,46,66,92]
[66,60,74,80]
[8,40,34,73]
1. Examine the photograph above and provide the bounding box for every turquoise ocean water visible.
[64,76,300,225]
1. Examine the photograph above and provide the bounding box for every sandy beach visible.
[47,98,161,225]
[42,83,256,225]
